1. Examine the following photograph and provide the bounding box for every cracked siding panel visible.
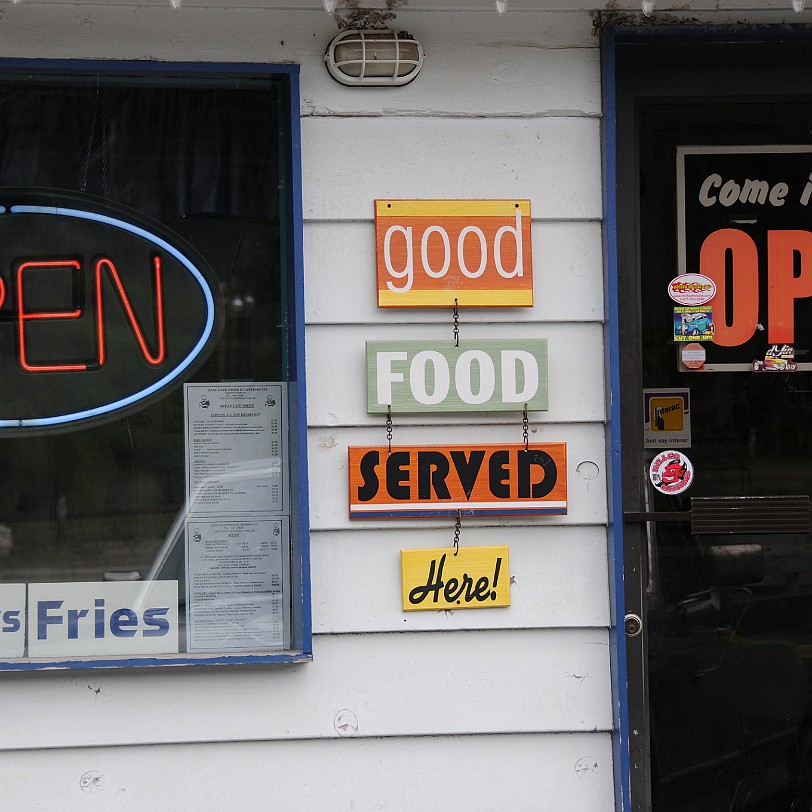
[302,13,600,117]
[0,629,612,749]
[302,117,602,221]
[306,322,605,426]
[0,732,614,812]
[0,6,321,62]
[0,6,598,67]
[7,0,736,11]
[311,524,610,633]
[304,220,604,324]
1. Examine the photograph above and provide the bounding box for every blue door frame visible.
[602,24,812,811]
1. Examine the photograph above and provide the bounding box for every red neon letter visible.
[767,230,812,345]
[699,228,759,347]
[0,274,5,309]
[95,256,165,366]
[17,260,86,372]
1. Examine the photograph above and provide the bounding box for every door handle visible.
[625,495,810,534]
[624,511,689,523]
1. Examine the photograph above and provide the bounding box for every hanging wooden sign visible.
[348,442,567,519]
[401,546,511,611]
[366,338,548,413]
[375,199,533,308]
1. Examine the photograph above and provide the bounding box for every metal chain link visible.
[522,404,529,450]
[101,96,108,197]
[452,299,460,348]
[80,86,108,197]
[386,404,393,454]
[80,92,99,192]
[453,509,461,556]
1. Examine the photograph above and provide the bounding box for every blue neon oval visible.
[0,193,221,432]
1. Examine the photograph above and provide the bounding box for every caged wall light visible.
[324,30,424,87]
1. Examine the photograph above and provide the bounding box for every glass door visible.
[615,36,812,812]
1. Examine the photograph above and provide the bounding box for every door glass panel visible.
[641,102,812,810]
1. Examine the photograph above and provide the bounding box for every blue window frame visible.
[0,60,311,670]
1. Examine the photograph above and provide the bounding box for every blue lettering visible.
[109,608,138,638]
[31,594,173,642]
[37,600,64,640]
[94,598,105,638]
[2,609,21,632]
[142,607,170,637]
[67,608,89,639]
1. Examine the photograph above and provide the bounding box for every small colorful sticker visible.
[681,342,706,370]
[667,273,717,306]
[643,389,691,448]
[674,306,714,342]
[752,344,798,372]
[649,449,694,495]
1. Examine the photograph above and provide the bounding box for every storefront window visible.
[0,63,309,669]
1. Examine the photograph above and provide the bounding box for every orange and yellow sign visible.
[348,443,566,519]
[401,546,510,611]
[375,200,533,308]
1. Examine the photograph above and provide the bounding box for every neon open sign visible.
[0,189,222,434]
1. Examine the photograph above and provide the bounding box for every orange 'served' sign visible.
[375,200,533,308]
[348,443,566,519]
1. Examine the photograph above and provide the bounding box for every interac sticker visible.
[643,388,691,448]
[375,200,533,308]
[401,546,510,611]
[348,443,567,519]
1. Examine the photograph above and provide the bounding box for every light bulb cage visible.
[325,30,424,87]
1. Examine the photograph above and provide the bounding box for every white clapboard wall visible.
[0,4,615,811]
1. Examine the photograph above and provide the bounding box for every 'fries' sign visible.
[375,200,533,308]
[348,443,566,519]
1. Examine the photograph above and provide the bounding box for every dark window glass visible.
[0,69,298,664]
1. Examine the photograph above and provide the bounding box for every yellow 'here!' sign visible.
[400,546,510,611]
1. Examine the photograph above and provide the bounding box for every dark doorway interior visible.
[615,35,812,812]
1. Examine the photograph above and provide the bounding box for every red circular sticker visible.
[649,450,694,495]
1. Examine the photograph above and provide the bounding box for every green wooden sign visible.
[366,339,548,413]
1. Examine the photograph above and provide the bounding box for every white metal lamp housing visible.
[325,30,424,87]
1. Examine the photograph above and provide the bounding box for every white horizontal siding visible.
[0,732,614,812]
[305,220,604,324]
[296,11,612,808]
[312,524,610,633]
[0,0,800,65]
[1,628,611,750]
[302,116,602,221]
[0,6,598,67]
[301,16,601,117]
[0,6,615,812]
[306,322,604,425]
